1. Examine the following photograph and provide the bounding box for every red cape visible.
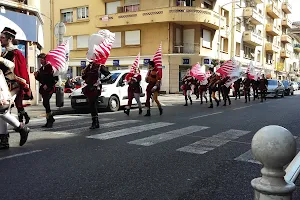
[13,49,32,99]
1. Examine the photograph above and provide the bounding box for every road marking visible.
[177,129,250,155]
[0,150,43,161]
[128,126,209,146]
[46,120,141,134]
[233,105,252,110]
[190,112,223,120]
[234,150,261,165]
[87,122,173,140]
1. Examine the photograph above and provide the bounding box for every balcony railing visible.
[280,49,291,58]
[173,43,200,54]
[282,18,292,28]
[281,35,292,44]
[266,24,280,36]
[265,42,280,53]
[266,4,280,18]
[96,6,226,29]
[243,7,263,25]
[243,31,263,46]
[282,1,292,14]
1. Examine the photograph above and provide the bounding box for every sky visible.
[290,0,300,23]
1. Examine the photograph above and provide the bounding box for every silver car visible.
[266,79,285,98]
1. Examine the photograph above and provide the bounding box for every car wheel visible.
[291,91,294,95]
[108,96,120,112]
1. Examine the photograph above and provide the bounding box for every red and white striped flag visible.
[46,39,70,76]
[216,59,237,77]
[246,61,257,80]
[153,42,162,68]
[190,63,206,82]
[94,33,115,65]
[130,53,140,73]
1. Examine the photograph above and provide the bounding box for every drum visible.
[0,70,12,111]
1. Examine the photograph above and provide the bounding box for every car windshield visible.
[101,73,121,85]
[282,81,289,87]
[268,80,278,85]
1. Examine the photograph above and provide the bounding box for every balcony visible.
[246,0,264,4]
[266,4,280,19]
[294,44,300,53]
[96,7,226,30]
[282,18,292,28]
[280,49,291,58]
[281,35,292,43]
[266,24,280,36]
[243,7,263,25]
[282,1,292,14]
[173,43,200,54]
[243,31,263,46]
[265,42,280,53]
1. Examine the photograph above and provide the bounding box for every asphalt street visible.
[1,92,300,200]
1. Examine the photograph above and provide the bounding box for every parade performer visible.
[199,80,208,104]
[145,61,163,116]
[193,77,200,100]
[221,76,231,106]
[207,68,220,108]
[251,79,259,101]
[124,53,142,116]
[182,69,193,106]
[83,30,114,129]
[0,27,30,149]
[34,53,58,128]
[145,43,163,116]
[233,78,242,100]
[243,74,251,103]
[259,74,268,102]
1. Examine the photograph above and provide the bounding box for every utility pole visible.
[230,2,235,58]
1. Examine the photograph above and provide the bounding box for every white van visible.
[70,70,148,112]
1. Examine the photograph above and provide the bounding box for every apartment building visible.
[52,0,297,93]
[0,0,47,105]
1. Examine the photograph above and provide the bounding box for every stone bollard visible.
[251,125,297,200]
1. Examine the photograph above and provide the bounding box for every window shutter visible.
[202,29,211,48]
[125,30,140,45]
[124,0,140,6]
[77,35,89,48]
[112,32,122,48]
[106,1,121,15]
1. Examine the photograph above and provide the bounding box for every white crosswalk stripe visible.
[177,129,250,155]
[234,150,261,165]
[128,126,209,146]
[86,122,173,140]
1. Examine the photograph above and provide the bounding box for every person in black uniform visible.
[82,62,111,129]
[221,76,231,106]
[259,74,268,102]
[243,75,251,103]
[207,68,220,108]
[233,78,242,100]
[35,53,58,128]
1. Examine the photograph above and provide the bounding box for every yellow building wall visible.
[40,0,52,53]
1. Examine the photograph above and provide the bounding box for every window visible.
[257,50,261,63]
[236,42,240,57]
[124,0,140,12]
[106,1,121,15]
[76,67,82,76]
[221,8,229,26]
[112,32,122,48]
[267,35,273,43]
[63,36,73,50]
[221,37,228,53]
[77,7,88,19]
[77,35,89,48]
[266,53,273,64]
[125,30,140,45]
[236,18,241,32]
[61,9,73,23]
[203,0,213,9]
[202,29,211,48]
[243,45,254,60]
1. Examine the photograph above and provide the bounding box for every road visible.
[1,93,300,200]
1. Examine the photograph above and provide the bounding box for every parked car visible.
[70,70,148,112]
[291,82,298,91]
[297,82,300,90]
[266,79,285,98]
[282,80,294,96]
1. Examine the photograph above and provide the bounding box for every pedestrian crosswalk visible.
[14,115,299,165]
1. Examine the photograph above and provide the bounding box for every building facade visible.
[51,0,298,93]
[0,0,47,105]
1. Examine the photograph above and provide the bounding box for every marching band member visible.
[182,70,193,106]
[0,27,30,149]
[259,74,268,102]
[233,78,242,100]
[34,53,58,128]
[145,61,163,116]
[207,68,220,108]
[124,67,143,116]
[243,74,251,103]
[82,63,111,129]
[199,79,208,104]
[221,76,231,106]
